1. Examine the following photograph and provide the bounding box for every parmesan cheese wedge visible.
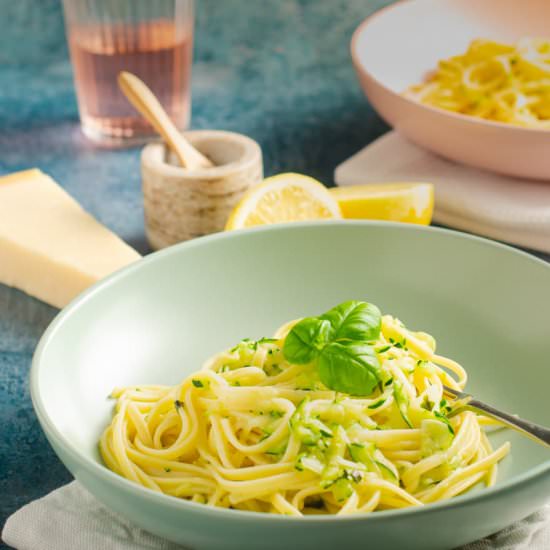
[0,169,141,308]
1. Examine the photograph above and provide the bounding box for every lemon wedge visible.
[225,173,341,230]
[330,183,434,225]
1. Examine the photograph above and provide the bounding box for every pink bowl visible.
[351,0,550,181]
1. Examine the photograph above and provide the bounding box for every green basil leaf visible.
[318,341,381,395]
[283,317,331,365]
[320,301,381,343]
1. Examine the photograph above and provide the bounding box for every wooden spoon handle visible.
[118,71,213,170]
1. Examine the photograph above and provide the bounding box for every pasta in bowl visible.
[100,301,509,515]
[30,222,550,549]
[406,38,550,129]
[351,0,550,179]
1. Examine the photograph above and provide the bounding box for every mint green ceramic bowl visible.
[31,222,550,550]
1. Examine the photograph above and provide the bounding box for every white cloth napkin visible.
[334,131,550,254]
[2,482,184,550]
[2,481,549,550]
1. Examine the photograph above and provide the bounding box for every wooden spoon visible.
[118,71,213,170]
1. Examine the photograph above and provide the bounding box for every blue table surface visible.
[0,0,548,545]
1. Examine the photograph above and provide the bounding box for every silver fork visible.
[443,385,550,447]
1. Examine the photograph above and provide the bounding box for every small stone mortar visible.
[141,130,263,249]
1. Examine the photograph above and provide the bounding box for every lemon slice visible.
[225,173,341,230]
[330,183,434,225]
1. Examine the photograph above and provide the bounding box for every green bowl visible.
[31,222,550,550]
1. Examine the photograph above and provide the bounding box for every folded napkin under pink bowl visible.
[335,131,550,254]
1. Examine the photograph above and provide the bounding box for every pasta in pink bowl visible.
[351,0,550,180]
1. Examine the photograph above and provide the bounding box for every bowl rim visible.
[31,220,550,523]
[141,129,263,180]
[350,0,550,136]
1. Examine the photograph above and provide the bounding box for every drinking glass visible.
[62,0,193,145]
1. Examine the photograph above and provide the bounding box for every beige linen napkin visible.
[2,481,549,549]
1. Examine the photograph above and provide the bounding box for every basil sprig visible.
[283,301,382,395]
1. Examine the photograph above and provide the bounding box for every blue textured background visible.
[0,0,392,539]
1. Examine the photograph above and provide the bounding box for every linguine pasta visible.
[406,38,550,128]
[100,303,509,516]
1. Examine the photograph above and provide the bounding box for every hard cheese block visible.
[0,169,141,308]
